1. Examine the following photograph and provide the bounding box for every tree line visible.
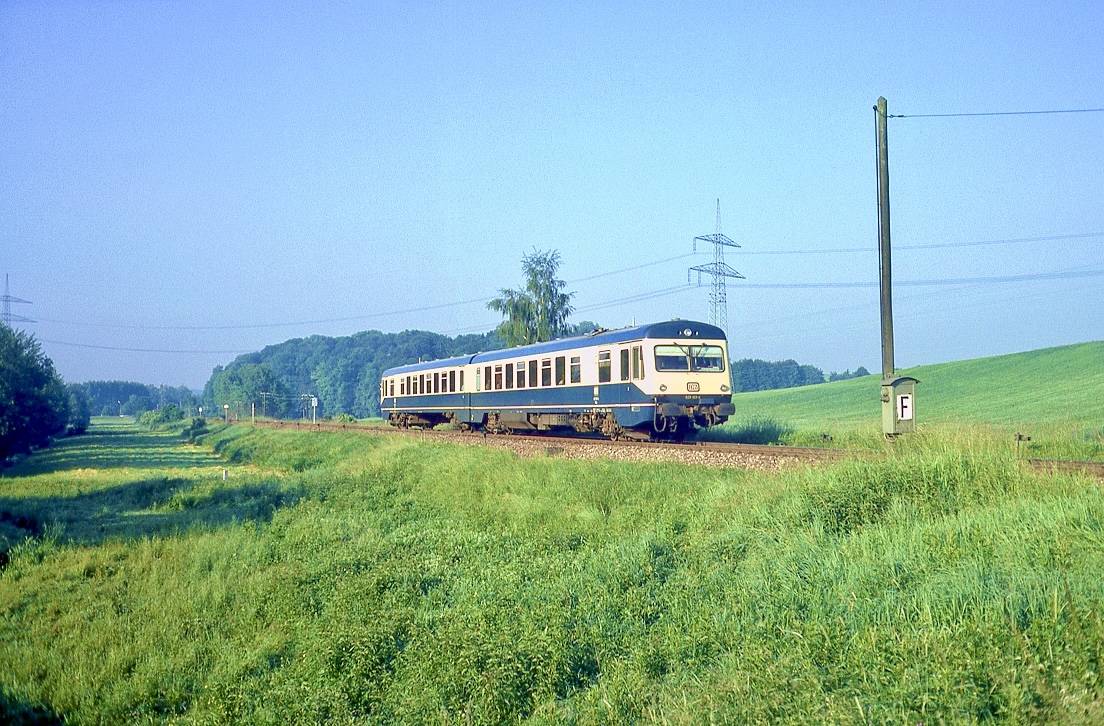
[1,324,90,463]
[730,359,870,393]
[77,380,197,417]
[200,331,865,420]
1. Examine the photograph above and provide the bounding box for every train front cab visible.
[644,339,734,437]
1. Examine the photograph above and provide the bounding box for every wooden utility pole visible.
[875,97,919,436]
[875,96,894,379]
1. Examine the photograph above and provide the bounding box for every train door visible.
[618,347,631,406]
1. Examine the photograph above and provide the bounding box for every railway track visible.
[244,419,1104,479]
[250,418,851,471]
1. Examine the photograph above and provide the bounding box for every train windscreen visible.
[654,345,726,372]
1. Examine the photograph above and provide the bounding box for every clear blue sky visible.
[3,0,1102,389]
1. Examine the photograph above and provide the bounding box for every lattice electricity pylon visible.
[688,200,743,335]
[1,274,34,327]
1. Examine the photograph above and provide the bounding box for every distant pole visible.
[688,200,744,338]
[875,97,895,379]
[2,274,34,327]
[252,402,255,425]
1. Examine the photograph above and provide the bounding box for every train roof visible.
[382,354,476,376]
[381,320,724,377]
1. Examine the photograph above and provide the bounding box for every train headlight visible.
[721,385,730,392]
[659,384,667,392]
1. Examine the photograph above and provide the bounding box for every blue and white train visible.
[380,320,735,441]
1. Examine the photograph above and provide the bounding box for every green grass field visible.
[710,341,1104,458]
[3,412,1104,723]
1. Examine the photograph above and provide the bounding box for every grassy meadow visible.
[710,340,1104,458]
[2,414,1104,723]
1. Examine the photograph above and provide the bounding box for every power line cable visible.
[739,231,1104,255]
[31,255,700,332]
[37,293,496,331]
[569,253,697,283]
[42,265,1102,355]
[889,107,1104,119]
[38,339,252,354]
[738,268,1104,289]
[29,234,1102,331]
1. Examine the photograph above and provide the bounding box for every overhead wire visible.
[37,339,252,355]
[739,231,1104,255]
[889,107,1104,119]
[32,233,1102,331]
[31,237,1103,354]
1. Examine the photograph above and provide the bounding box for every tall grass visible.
[2,421,1103,723]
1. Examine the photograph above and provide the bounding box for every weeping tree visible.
[488,249,575,347]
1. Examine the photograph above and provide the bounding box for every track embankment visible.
[247,419,1104,479]
[252,420,857,472]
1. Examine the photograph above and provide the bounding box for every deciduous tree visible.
[0,324,69,461]
[488,249,574,346]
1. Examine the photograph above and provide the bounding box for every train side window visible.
[620,349,630,381]
[433,372,439,394]
[406,376,411,395]
[494,365,503,390]
[476,369,481,391]
[555,356,566,385]
[505,363,514,389]
[541,359,552,387]
[390,380,395,397]
[400,379,405,396]
[598,351,611,383]
[450,370,456,392]
[632,345,643,380]
[484,365,492,391]
[460,371,465,392]
[570,356,581,383]
[528,359,538,388]
[516,361,526,388]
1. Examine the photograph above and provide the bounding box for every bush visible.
[182,417,208,442]
[66,384,91,435]
[140,404,186,429]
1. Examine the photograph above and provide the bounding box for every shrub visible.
[140,404,186,429]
